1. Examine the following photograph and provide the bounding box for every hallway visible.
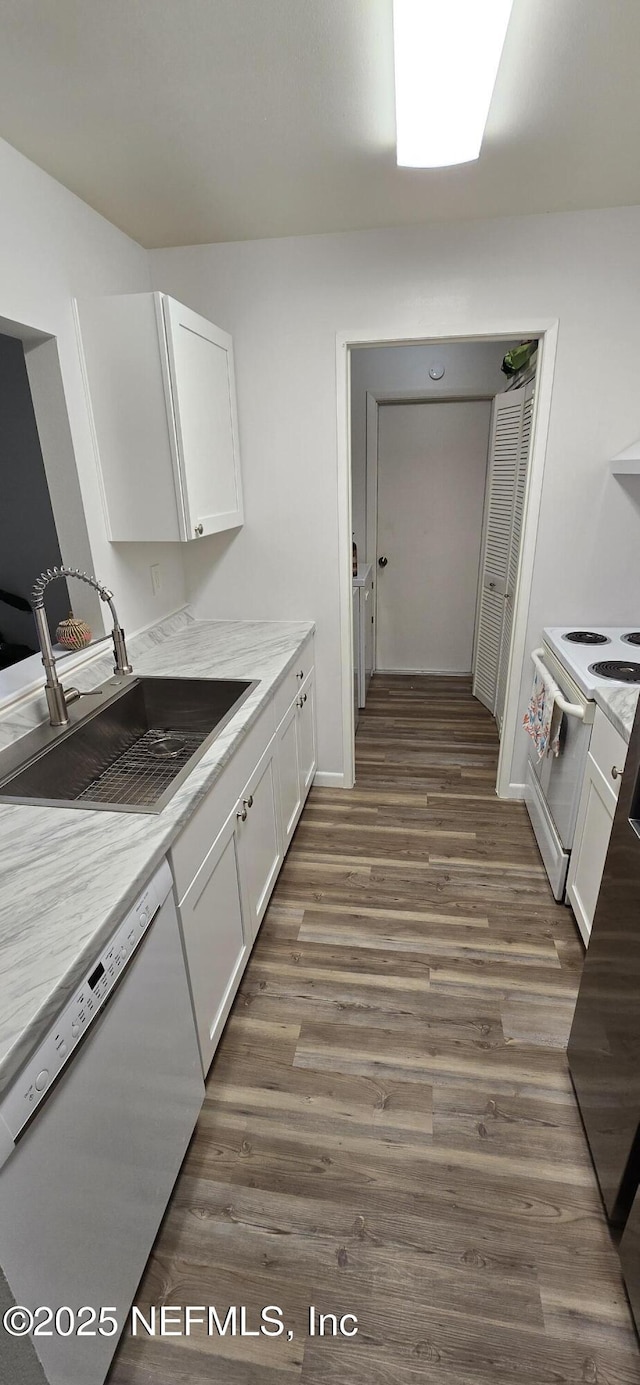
[111,675,640,1384]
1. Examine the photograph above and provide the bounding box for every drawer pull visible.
[246,794,254,808]
[237,806,248,822]
[611,765,623,781]
[296,669,304,680]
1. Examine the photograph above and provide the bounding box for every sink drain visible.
[147,733,187,760]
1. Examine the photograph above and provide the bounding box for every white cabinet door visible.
[297,669,317,797]
[162,297,244,539]
[277,697,302,849]
[236,738,283,940]
[566,753,617,947]
[362,577,374,702]
[352,586,360,729]
[178,807,248,1073]
[357,584,369,707]
[76,292,244,543]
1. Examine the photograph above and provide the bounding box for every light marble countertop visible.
[0,613,314,1098]
[594,684,639,744]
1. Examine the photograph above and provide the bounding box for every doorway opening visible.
[0,312,104,708]
[338,324,557,796]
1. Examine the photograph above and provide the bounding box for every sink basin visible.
[0,675,257,812]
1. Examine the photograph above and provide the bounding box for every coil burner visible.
[589,661,640,684]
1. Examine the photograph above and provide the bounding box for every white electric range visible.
[524,626,640,899]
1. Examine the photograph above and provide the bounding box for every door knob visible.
[378,556,388,568]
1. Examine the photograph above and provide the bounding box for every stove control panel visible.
[0,862,171,1151]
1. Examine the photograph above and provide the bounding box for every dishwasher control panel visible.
[0,861,172,1146]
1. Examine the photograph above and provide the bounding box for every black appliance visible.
[568,696,640,1327]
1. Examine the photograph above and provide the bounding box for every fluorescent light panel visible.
[393,0,513,168]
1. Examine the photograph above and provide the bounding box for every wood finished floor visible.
[110,674,640,1385]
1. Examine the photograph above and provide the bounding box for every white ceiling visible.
[0,0,639,249]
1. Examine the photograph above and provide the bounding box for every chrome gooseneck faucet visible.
[31,566,133,727]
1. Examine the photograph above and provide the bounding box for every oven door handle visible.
[531,647,585,720]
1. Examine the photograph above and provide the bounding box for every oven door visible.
[525,646,594,898]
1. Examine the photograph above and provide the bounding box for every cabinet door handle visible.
[296,670,304,680]
[302,693,307,703]
[194,523,204,537]
[237,806,248,822]
[246,794,254,808]
[611,765,623,780]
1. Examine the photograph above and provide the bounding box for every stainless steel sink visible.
[0,675,258,813]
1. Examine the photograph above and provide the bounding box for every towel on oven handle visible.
[523,670,562,759]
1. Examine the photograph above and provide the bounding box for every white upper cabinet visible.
[75,292,244,542]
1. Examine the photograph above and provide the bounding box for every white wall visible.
[350,339,514,558]
[376,400,491,673]
[0,136,186,653]
[150,206,640,784]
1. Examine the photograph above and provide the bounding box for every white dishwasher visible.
[0,860,205,1385]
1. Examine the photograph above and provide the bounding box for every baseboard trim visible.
[375,667,472,677]
[499,782,526,801]
[313,771,346,789]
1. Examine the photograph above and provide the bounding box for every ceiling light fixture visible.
[393,0,513,168]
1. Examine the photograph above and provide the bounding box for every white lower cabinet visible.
[178,807,248,1073]
[236,738,283,941]
[171,640,316,1073]
[567,707,628,946]
[352,586,360,729]
[361,578,374,706]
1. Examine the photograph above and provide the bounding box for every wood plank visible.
[111,673,639,1385]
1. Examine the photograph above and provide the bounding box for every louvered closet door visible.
[495,382,535,735]
[472,391,524,715]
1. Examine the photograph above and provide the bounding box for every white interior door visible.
[494,382,535,733]
[472,390,525,716]
[375,401,492,673]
